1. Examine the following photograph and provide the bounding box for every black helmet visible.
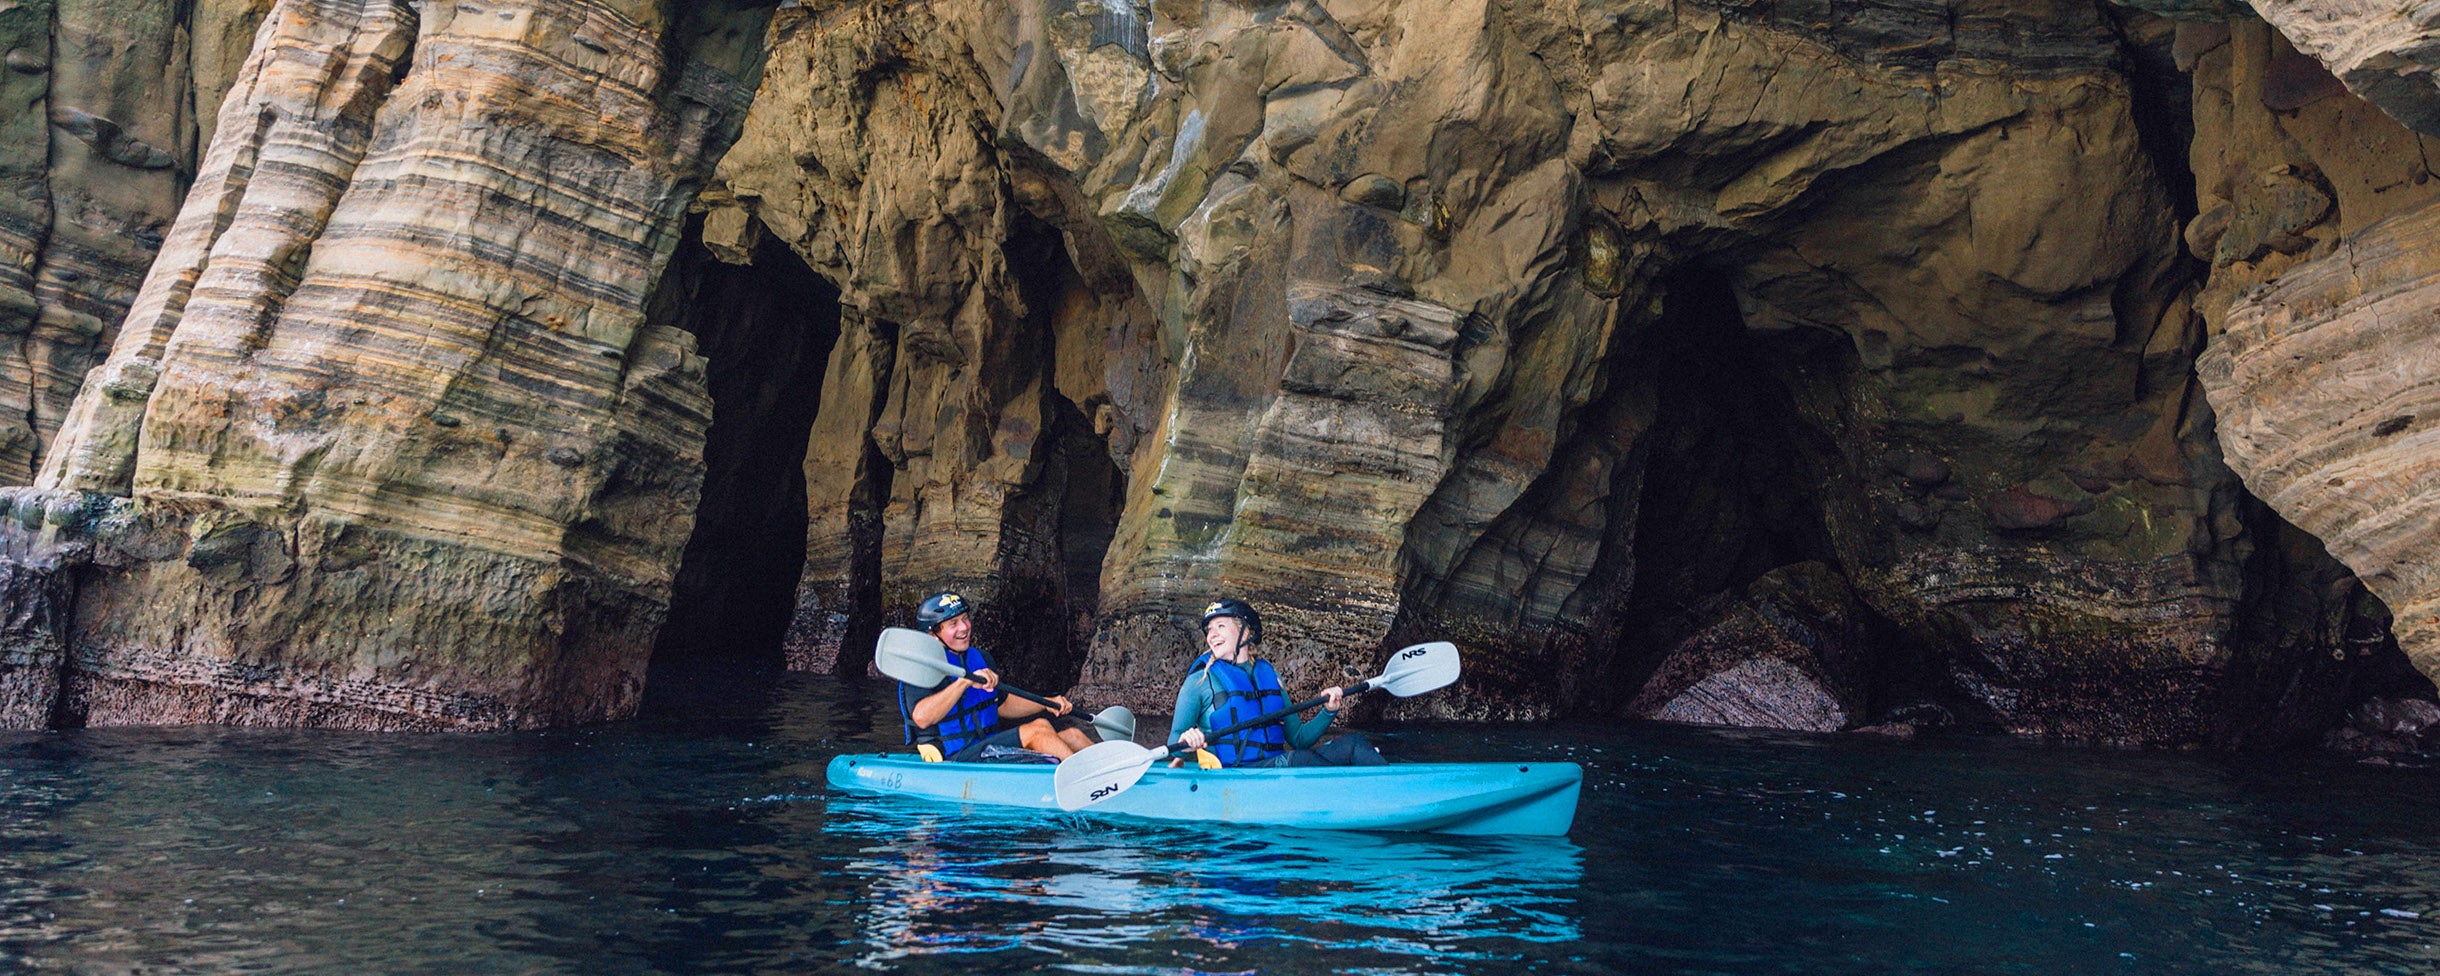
[1199,598,1261,644]
[917,591,971,631]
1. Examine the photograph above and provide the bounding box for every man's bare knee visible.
[1018,718,1059,748]
[1018,718,1079,758]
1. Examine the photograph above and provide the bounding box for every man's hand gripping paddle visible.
[874,627,1135,743]
[1052,641,1460,810]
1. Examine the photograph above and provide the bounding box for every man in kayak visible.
[1170,598,1386,767]
[898,591,1097,762]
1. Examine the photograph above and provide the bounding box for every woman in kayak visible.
[898,591,1096,762]
[1170,598,1385,767]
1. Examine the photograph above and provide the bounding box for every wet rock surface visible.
[1627,563,1870,734]
[2325,696,2440,754]
[0,0,2436,741]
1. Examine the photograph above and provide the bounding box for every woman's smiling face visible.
[1204,616,1247,662]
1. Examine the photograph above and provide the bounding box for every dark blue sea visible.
[5,673,2438,974]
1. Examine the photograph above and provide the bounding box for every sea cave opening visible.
[1606,264,1886,708]
[645,218,844,697]
[981,209,1128,694]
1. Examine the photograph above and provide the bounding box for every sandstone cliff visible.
[701,0,2382,743]
[2,0,2437,743]
[2180,10,2440,697]
[2,0,774,729]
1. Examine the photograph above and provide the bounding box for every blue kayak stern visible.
[825,754,1583,836]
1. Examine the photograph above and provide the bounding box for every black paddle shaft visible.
[1163,678,1377,757]
[937,668,1065,713]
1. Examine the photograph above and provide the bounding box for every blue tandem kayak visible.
[824,753,1583,836]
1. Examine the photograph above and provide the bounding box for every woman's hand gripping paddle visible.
[1052,641,1460,810]
[873,627,1134,741]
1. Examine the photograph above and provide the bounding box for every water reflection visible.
[13,678,2440,974]
[823,794,1583,970]
[0,736,85,969]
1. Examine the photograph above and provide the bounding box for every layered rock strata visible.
[1,0,2435,741]
[1626,563,1871,733]
[711,4,1162,688]
[696,0,2325,742]
[2198,203,2440,679]
[2242,1,2440,137]
[0,0,274,488]
[2177,15,2440,705]
[0,0,773,729]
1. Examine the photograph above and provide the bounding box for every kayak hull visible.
[824,753,1582,836]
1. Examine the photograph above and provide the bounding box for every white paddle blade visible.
[1371,641,1461,697]
[872,627,960,686]
[1090,706,1137,744]
[1053,739,1163,810]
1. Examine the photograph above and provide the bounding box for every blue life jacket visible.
[1189,653,1288,767]
[898,645,1001,756]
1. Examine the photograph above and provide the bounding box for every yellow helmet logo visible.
[941,593,963,607]
[1205,601,1225,615]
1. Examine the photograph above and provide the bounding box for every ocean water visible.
[4,673,2438,974]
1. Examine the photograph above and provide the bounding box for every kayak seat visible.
[973,744,1059,764]
[916,743,945,762]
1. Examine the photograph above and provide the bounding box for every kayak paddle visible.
[874,627,1132,740]
[1052,641,1461,811]
[1090,705,1137,744]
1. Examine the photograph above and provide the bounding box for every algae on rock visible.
[0,0,2435,744]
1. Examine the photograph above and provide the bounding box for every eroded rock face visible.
[0,0,776,730]
[1,0,2434,741]
[709,4,1163,689]
[0,1,275,488]
[2242,1,2440,136]
[1627,563,1870,733]
[2177,13,2440,718]
[1129,0,2229,738]
[693,0,2335,742]
[2198,202,2440,680]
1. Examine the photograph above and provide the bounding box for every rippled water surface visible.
[6,673,2440,974]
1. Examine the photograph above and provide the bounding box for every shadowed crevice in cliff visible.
[646,218,842,697]
[1383,290,1648,723]
[2214,499,2437,749]
[1616,267,1841,660]
[980,210,1127,695]
[2110,7,2201,239]
[1602,264,1929,730]
[978,389,1127,695]
[1047,391,1124,682]
[821,436,893,679]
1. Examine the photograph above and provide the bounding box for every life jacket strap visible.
[1198,655,1289,766]
[905,646,1002,755]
